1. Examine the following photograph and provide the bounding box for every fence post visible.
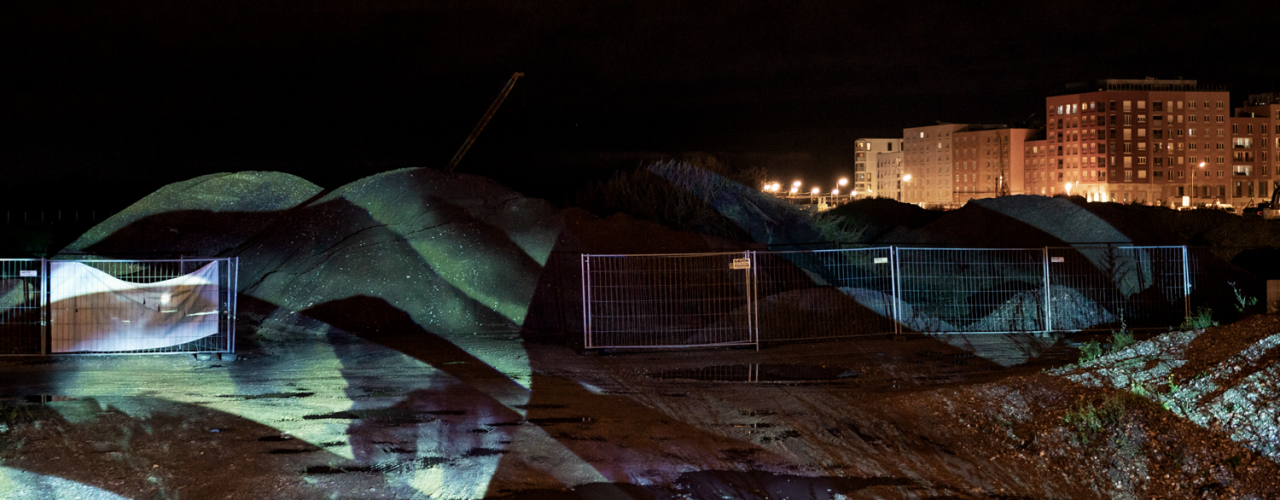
[1043,247,1052,333]
[41,258,48,355]
[891,246,902,335]
[581,254,591,349]
[1181,245,1191,320]
[748,251,759,350]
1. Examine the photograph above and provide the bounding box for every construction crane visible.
[446,71,524,173]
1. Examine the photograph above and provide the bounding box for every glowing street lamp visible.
[789,186,799,195]
[792,180,803,188]
[838,178,848,187]
[811,187,820,195]
[1065,182,1073,196]
[832,188,840,196]
[899,174,913,202]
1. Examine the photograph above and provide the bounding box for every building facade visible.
[1044,78,1230,205]
[902,123,968,206]
[1232,93,1280,203]
[876,151,904,200]
[951,126,1035,204]
[853,138,902,197]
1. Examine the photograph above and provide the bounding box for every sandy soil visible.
[2,310,1277,499]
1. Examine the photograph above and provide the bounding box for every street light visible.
[832,188,840,196]
[1065,182,1073,196]
[811,187,821,195]
[899,174,913,202]
[789,186,799,195]
[838,178,848,187]
[792,180,803,188]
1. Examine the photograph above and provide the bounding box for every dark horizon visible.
[3,1,1277,209]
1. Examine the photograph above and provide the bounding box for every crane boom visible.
[446,71,524,173]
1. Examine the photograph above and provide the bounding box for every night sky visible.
[3,1,1277,209]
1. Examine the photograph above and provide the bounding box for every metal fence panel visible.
[753,248,896,341]
[0,259,46,355]
[50,258,237,354]
[583,253,756,349]
[1047,246,1189,331]
[894,248,1048,333]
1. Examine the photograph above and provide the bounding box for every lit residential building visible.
[876,150,904,200]
[1022,139,1052,195]
[1046,78,1230,204]
[854,138,902,198]
[951,126,1036,203]
[1232,93,1280,203]
[902,123,968,206]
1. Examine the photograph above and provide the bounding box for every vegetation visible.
[809,211,868,245]
[575,161,753,241]
[1180,306,1218,330]
[1229,281,1258,314]
[1061,391,1144,445]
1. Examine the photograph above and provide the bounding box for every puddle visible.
[0,395,77,404]
[220,392,314,400]
[650,364,858,383]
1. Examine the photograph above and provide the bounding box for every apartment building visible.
[1022,139,1052,195]
[902,123,968,205]
[1045,78,1230,204]
[1232,93,1280,203]
[951,126,1035,204]
[853,138,902,197]
[876,151,904,200]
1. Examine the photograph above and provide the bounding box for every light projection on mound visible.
[0,466,132,500]
[48,262,220,352]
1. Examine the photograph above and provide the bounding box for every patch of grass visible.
[1062,391,1144,445]
[809,211,869,245]
[1180,306,1217,330]
[1110,318,1136,352]
[1078,340,1104,364]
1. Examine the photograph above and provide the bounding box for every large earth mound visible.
[60,168,761,338]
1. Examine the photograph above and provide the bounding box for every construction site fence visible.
[0,257,237,356]
[581,246,1191,350]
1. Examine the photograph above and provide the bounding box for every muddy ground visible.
[2,310,1277,499]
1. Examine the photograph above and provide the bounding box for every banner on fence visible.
[49,262,221,353]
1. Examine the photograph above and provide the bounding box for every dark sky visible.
[2,1,1277,208]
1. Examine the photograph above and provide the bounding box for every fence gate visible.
[582,252,756,349]
[0,259,46,355]
[1046,246,1190,331]
[753,248,897,341]
[894,248,1049,334]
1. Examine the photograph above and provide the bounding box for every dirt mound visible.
[1055,315,1280,463]
[62,171,323,258]
[825,197,943,243]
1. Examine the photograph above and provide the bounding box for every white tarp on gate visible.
[49,262,220,352]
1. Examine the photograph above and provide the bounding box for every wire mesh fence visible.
[0,257,236,355]
[582,252,756,349]
[582,246,1190,349]
[753,248,896,341]
[895,248,1049,333]
[1046,246,1189,331]
[0,260,46,355]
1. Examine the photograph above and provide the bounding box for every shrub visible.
[810,211,869,245]
[575,163,750,240]
[1180,306,1217,330]
[1062,391,1142,445]
[1229,281,1258,314]
[1078,340,1104,364]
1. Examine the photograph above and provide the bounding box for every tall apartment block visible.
[952,126,1035,204]
[1231,93,1280,202]
[902,123,967,205]
[853,138,902,197]
[876,150,904,200]
[1039,78,1230,204]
